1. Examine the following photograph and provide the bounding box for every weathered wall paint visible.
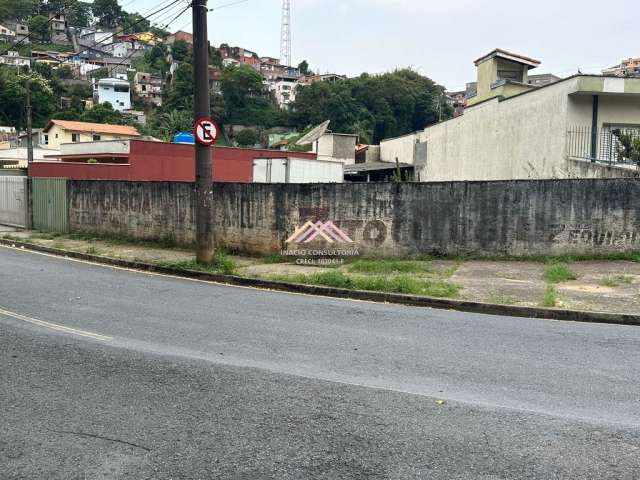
[68,179,640,256]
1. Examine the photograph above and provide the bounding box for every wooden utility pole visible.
[192,0,215,264]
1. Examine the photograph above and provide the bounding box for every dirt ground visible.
[2,230,639,315]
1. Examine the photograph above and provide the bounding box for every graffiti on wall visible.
[550,224,639,247]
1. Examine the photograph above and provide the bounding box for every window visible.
[93,134,101,141]
[43,134,48,145]
[71,133,80,142]
[114,85,129,92]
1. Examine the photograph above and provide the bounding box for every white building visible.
[379,49,640,181]
[97,78,131,111]
[107,42,128,58]
[269,77,297,108]
[0,51,30,68]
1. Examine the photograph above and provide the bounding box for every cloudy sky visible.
[131,0,638,90]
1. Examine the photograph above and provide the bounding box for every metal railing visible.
[566,126,640,166]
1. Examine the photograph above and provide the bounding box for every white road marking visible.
[0,306,112,341]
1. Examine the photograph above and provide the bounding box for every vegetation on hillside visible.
[0,0,452,146]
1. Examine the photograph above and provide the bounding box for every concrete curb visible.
[2,238,640,327]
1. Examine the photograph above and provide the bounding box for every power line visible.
[208,0,249,12]
[75,0,184,55]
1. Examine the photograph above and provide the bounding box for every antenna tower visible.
[280,0,291,66]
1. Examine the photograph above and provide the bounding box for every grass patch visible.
[542,285,558,307]
[153,249,237,275]
[543,263,578,283]
[1,233,22,241]
[261,254,288,264]
[85,245,100,255]
[28,232,62,240]
[348,259,430,274]
[600,274,635,287]
[272,271,460,298]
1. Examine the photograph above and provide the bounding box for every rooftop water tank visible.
[173,132,195,144]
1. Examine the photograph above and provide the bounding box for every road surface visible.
[1,245,639,479]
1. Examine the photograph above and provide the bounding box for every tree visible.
[123,11,150,33]
[0,68,54,130]
[158,109,193,141]
[290,69,452,144]
[92,0,123,28]
[235,128,257,147]
[220,65,286,127]
[170,39,190,63]
[81,102,126,124]
[614,131,640,166]
[0,0,34,22]
[67,1,93,27]
[165,61,193,111]
[29,15,50,42]
[298,60,310,76]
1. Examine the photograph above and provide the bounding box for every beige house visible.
[380,49,640,181]
[0,23,15,38]
[41,120,140,150]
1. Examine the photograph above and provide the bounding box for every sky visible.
[126,0,639,91]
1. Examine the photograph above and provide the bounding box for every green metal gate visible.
[32,178,69,233]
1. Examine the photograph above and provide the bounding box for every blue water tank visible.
[173,132,195,144]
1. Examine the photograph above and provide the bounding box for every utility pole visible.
[192,0,215,264]
[25,73,33,164]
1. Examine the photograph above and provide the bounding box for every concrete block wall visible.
[68,179,640,257]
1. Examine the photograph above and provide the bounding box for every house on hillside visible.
[2,21,28,42]
[377,48,640,181]
[97,78,131,111]
[41,120,140,150]
[603,57,640,77]
[166,31,193,45]
[0,51,30,68]
[134,72,163,106]
[0,23,15,40]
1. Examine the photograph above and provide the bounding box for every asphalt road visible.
[1,245,640,479]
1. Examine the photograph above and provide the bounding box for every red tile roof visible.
[44,120,140,136]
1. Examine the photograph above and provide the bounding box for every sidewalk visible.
[2,230,639,316]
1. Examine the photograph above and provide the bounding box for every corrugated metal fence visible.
[0,177,28,228]
[32,178,68,233]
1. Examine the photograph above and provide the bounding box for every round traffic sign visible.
[194,117,219,146]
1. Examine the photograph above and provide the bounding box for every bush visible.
[543,263,578,283]
[235,128,258,147]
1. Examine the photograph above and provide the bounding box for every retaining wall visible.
[68,179,640,256]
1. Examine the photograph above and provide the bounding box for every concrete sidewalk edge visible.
[2,238,639,326]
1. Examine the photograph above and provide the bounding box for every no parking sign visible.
[194,117,220,146]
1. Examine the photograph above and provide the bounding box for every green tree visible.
[235,128,257,147]
[220,64,285,127]
[92,0,123,28]
[298,60,310,76]
[614,131,640,166]
[170,39,190,62]
[291,69,451,144]
[81,102,126,124]
[0,0,34,22]
[29,15,50,42]
[123,11,150,33]
[67,1,93,27]
[0,68,54,130]
[165,61,193,110]
[158,109,193,141]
